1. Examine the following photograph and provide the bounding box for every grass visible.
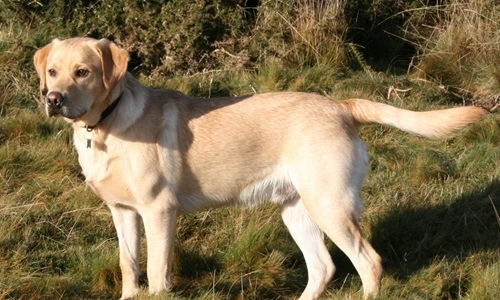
[1,1,499,299]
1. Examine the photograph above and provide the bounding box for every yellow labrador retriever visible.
[33,37,486,300]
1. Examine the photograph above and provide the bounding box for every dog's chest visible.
[86,174,131,205]
[78,147,133,204]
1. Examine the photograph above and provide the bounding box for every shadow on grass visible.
[371,179,500,278]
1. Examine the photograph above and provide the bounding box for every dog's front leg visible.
[109,205,142,300]
[141,201,178,295]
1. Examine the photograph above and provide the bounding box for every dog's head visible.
[33,38,129,125]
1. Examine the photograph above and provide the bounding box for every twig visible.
[213,48,240,59]
[387,86,412,101]
[489,196,500,228]
[0,203,43,212]
[188,69,225,78]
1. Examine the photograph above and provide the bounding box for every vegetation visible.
[1,0,498,299]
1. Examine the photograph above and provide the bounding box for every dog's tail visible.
[340,98,487,138]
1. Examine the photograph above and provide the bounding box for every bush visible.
[1,0,251,76]
[1,0,354,76]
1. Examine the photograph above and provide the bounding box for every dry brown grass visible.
[406,0,500,109]
[251,0,349,69]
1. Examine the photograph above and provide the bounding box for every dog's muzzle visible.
[45,91,64,117]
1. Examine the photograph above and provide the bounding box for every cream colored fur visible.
[33,37,487,300]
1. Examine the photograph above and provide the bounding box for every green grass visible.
[1,1,499,299]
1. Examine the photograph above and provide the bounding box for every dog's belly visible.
[176,166,300,213]
[237,168,300,207]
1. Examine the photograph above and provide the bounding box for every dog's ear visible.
[94,39,129,92]
[33,39,60,92]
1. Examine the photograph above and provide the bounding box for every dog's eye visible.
[75,69,89,78]
[48,69,56,77]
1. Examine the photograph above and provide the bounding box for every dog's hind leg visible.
[312,206,383,299]
[281,198,335,300]
[292,138,383,299]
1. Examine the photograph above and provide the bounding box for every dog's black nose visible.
[46,91,63,108]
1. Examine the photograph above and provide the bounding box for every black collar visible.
[85,94,123,132]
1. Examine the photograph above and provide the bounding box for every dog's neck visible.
[85,93,123,149]
[73,73,147,150]
[84,94,123,132]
